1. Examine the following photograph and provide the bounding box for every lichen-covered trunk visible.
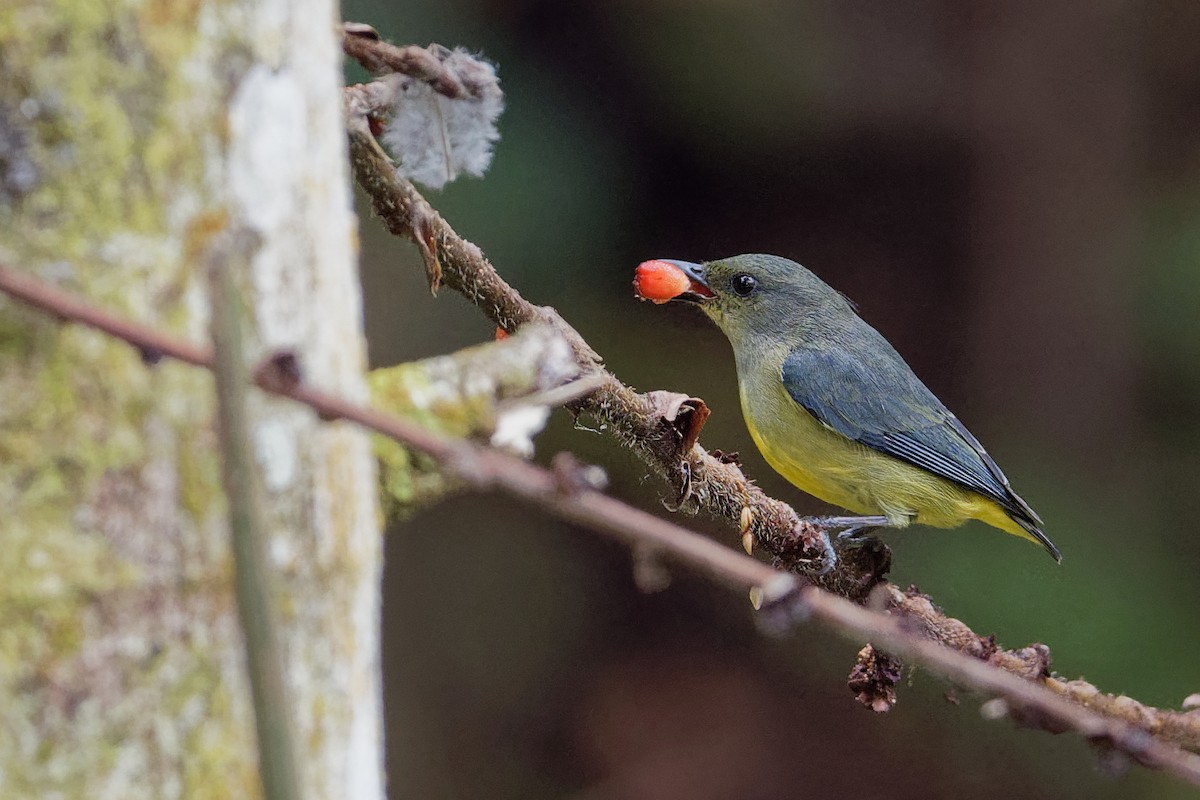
[0,2,383,799]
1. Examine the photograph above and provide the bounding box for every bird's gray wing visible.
[780,340,1040,524]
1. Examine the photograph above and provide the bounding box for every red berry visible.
[634,260,693,304]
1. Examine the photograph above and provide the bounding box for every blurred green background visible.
[344,1,1200,798]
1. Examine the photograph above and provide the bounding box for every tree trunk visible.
[0,1,383,798]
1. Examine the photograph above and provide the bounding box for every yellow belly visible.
[740,381,1029,540]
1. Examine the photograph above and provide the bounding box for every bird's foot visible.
[807,515,890,550]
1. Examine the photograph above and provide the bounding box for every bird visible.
[633,253,1061,563]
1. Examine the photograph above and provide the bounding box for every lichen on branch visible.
[370,324,579,517]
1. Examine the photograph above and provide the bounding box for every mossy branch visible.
[370,324,584,517]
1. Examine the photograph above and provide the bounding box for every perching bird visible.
[633,254,1061,562]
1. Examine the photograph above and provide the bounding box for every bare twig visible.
[207,238,303,800]
[799,587,1200,780]
[342,23,485,100]
[889,586,1200,752]
[4,262,1200,786]
[0,263,212,367]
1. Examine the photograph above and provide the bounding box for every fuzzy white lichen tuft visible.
[490,405,551,459]
[380,48,503,189]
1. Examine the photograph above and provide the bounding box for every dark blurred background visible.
[343,1,1200,797]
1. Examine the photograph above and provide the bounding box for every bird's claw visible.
[836,526,872,544]
[814,532,838,575]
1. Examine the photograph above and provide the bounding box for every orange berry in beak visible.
[634,260,694,304]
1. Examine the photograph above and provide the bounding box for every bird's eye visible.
[731,273,758,297]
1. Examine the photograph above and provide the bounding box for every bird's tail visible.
[1012,515,1062,564]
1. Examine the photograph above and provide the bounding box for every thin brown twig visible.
[886,585,1200,752]
[0,264,212,366]
[2,260,1200,786]
[342,23,481,100]
[798,587,1200,779]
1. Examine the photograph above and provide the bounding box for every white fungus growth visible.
[380,49,503,189]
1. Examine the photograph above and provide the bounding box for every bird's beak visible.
[661,260,716,303]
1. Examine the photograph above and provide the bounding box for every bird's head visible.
[635,254,854,347]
